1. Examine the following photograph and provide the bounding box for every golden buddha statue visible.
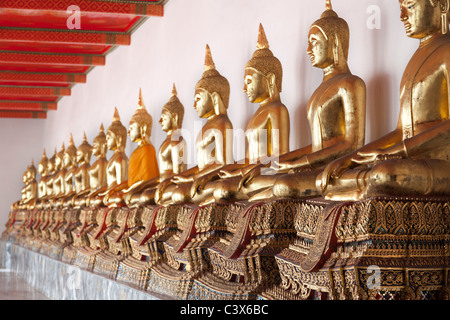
[50,144,67,208]
[158,44,234,205]
[92,107,129,207]
[247,0,366,201]
[11,168,28,211]
[60,134,78,208]
[319,0,450,200]
[15,161,38,210]
[24,161,38,209]
[108,90,159,207]
[71,133,92,208]
[204,24,290,204]
[86,124,108,207]
[41,149,57,210]
[125,83,187,207]
[37,150,49,205]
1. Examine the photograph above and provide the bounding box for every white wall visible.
[0,0,422,232]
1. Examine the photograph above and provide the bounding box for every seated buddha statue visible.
[247,0,366,201]
[71,133,92,208]
[108,90,160,207]
[125,84,187,207]
[23,161,38,209]
[35,149,49,209]
[49,144,67,208]
[15,161,38,210]
[86,124,108,207]
[157,44,234,205]
[319,0,450,200]
[202,24,290,204]
[59,134,78,208]
[11,170,27,211]
[90,108,129,207]
[42,149,57,210]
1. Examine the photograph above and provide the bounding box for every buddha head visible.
[27,160,37,181]
[400,0,449,38]
[77,132,92,164]
[55,143,65,170]
[194,44,230,118]
[107,107,127,152]
[308,0,349,70]
[244,23,283,104]
[48,149,57,175]
[38,149,48,177]
[21,169,28,185]
[128,89,153,145]
[93,123,107,158]
[64,134,77,169]
[160,83,185,133]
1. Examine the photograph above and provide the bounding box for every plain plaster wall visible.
[0,0,422,232]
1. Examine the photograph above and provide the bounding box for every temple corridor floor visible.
[0,271,49,300]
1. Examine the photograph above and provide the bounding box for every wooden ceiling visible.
[0,0,166,119]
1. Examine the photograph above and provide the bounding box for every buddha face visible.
[194,88,214,118]
[307,26,333,69]
[160,109,173,132]
[244,68,270,103]
[128,121,141,142]
[76,149,85,163]
[55,154,63,169]
[400,0,441,38]
[106,130,117,151]
[63,152,75,168]
[92,139,106,157]
[22,172,28,184]
[47,159,55,174]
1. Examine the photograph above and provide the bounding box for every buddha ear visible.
[211,92,226,115]
[172,113,179,129]
[333,36,340,66]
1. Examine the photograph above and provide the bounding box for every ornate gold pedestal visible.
[72,206,112,271]
[265,197,450,300]
[1,209,28,242]
[148,203,244,299]
[117,205,178,290]
[62,207,94,264]
[189,199,298,300]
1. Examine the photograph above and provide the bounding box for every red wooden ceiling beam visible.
[0,0,164,17]
[0,101,57,111]
[0,86,71,96]
[0,51,105,66]
[0,72,86,84]
[0,29,131,46]
[0,110,47,119]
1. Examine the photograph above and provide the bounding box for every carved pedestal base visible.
[194,199,299,299]
[73,247,98,271]
[272,196,450,300]
[93,251,125,279]
[62,245,78,264]
[148,203,244,299]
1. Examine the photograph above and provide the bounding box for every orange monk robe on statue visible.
[128,143,159,187]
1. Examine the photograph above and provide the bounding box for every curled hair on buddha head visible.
[130,89,153,139]
[430,0,450,34]
[108,107,128,149]
[65,133,77,158]
[245,23,283,92]
[162,83,185,129]
[78,132,92,161]
[310,0,350,66]
[195,44,230,110]
[39,149,48,171]
[28,159,37,178]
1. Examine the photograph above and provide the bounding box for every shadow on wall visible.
[366,73,393,142]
